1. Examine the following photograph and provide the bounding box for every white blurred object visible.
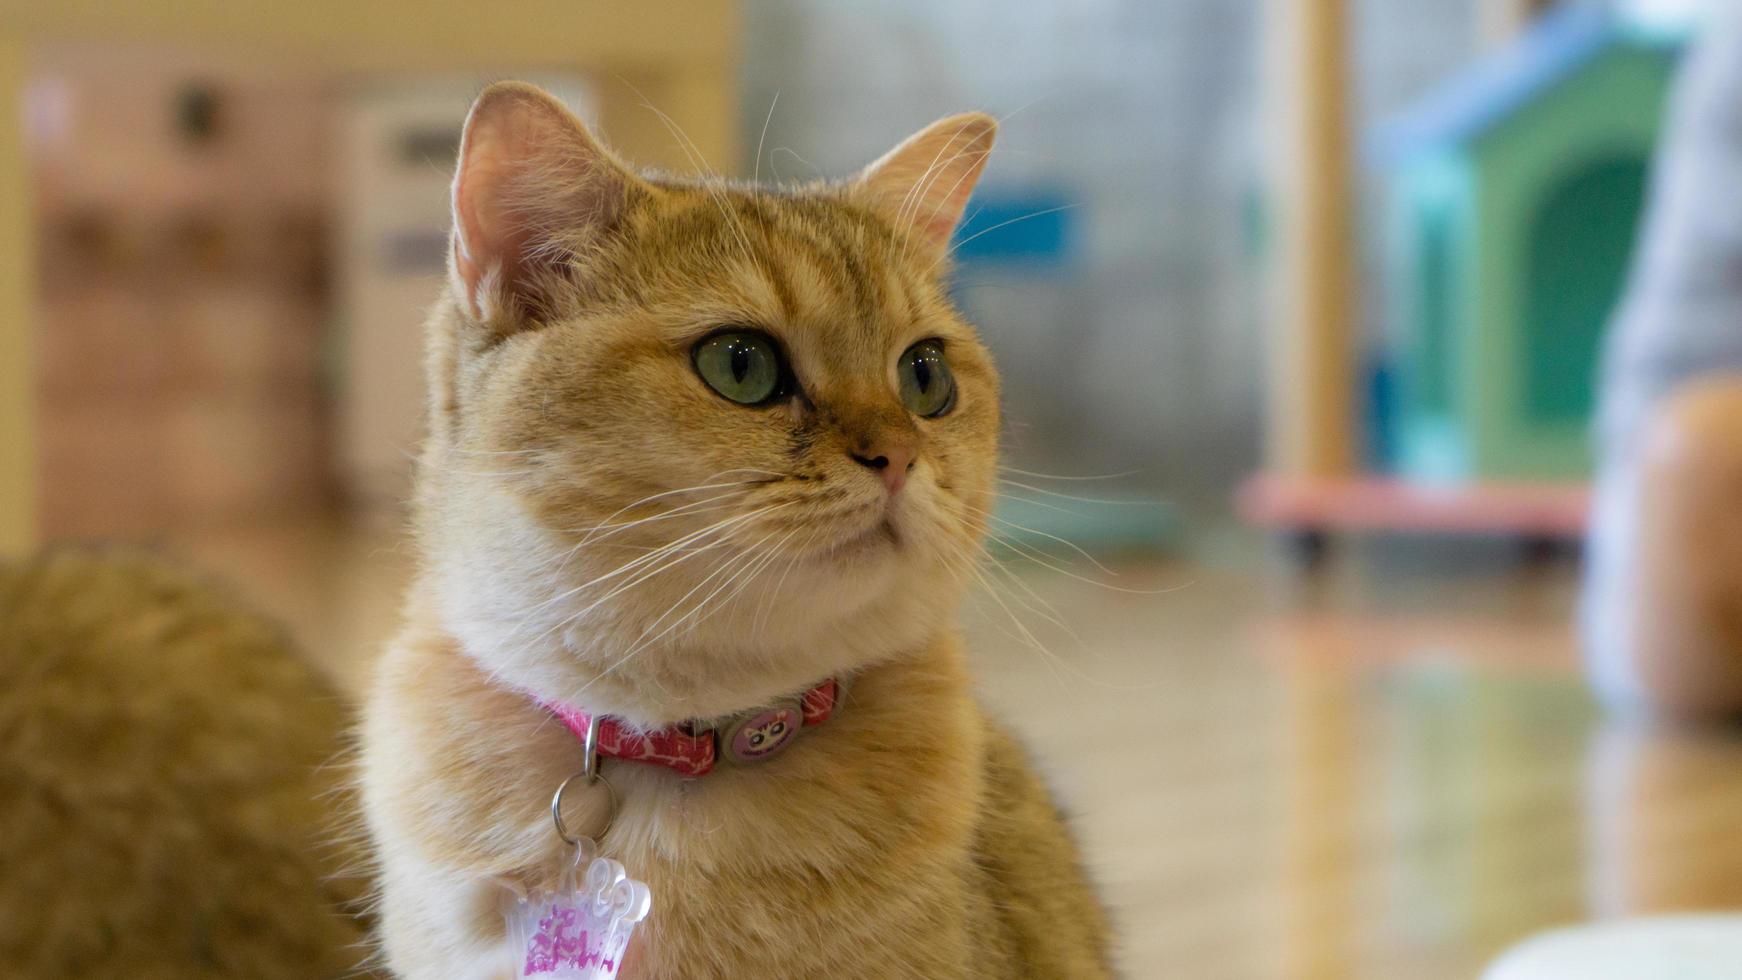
[1617,0,1724,35]
[1484,916,1742,980]
[334,74,595,515]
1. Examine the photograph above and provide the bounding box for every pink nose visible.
[851,444,916,494]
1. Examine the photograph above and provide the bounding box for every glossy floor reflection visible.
[178,523,1742,980]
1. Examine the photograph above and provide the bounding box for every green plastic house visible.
[1376,7,1681,483]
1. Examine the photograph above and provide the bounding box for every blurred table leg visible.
[1263,0,1358,482]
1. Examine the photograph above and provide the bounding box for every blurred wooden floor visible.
[177,523,1742,980]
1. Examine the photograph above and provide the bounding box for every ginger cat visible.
[360,82,1113,978]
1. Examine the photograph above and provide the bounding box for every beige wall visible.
[0,0,740,552]
[0,36,34,553]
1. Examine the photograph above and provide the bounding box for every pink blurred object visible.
[1237,473,1591,538]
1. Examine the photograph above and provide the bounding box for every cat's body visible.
[367,615,1108,978]
[361,82,1112,978]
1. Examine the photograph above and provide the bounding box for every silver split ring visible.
[550,714,614,846]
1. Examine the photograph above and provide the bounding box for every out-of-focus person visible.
[1584,0,1742,720]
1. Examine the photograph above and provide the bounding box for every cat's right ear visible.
[854,112,997,262]
[450,82,644,330]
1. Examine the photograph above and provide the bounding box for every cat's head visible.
[418,82,1000,723]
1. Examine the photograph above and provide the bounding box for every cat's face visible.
[418,84,1000,722]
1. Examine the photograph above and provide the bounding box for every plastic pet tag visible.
[504,838,652,979]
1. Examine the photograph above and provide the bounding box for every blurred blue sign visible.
[950,188,1075,266]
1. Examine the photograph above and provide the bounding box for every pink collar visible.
[541,679,841,778]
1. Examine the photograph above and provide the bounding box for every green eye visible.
[898,340,956,418]
[693,331,784,405]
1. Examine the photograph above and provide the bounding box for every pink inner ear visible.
[453,155,538,317]
[916,216,959,251]
[861,116,996,257]
[450,86,610,322]
[904,173,980,253]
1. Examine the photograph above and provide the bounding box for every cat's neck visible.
[370,603,978,874]
[577,631,981,810]
[414,572,953,727]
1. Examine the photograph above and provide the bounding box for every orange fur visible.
[0,549,368,978]
[361,82,1112,978]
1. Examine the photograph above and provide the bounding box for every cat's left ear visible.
[450,81,649,328]
[854,112,997,261]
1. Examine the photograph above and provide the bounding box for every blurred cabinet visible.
[3,1,739,547]
[30,54,333,537]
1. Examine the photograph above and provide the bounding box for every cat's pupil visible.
[913,358,932,391]
[730,347,751,383]
[750,732,764,745]
[770,721,785,735]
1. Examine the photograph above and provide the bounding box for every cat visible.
[360,81,1113,978]
[0,548,367,978]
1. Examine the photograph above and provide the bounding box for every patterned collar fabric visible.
[543,679,840,778]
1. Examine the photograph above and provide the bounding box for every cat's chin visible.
[805,488,951,565]
[816,517,902,561]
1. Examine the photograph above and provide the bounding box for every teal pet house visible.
[1375,8,1681,483]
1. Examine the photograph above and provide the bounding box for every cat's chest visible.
[619,832,979,980]
[588,749,985,978]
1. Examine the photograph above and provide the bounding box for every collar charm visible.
[505,748,650,979]
[503,837,650,980]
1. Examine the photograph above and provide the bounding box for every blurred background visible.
[3,0,1741,977]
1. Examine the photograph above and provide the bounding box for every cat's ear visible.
[854,112,997,260]
[450,81,645,328]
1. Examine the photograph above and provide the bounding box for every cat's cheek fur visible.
[424,423,974,724]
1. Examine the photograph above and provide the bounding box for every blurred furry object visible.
[0,548,366,978]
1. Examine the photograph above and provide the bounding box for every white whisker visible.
[999,466,1142,482]
[575,520,795,695]
[997,479,1164,508]
[928,205,1080,276]
[958,501,1122,578]
[988,531,1187,597]
[752,91,779,186]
